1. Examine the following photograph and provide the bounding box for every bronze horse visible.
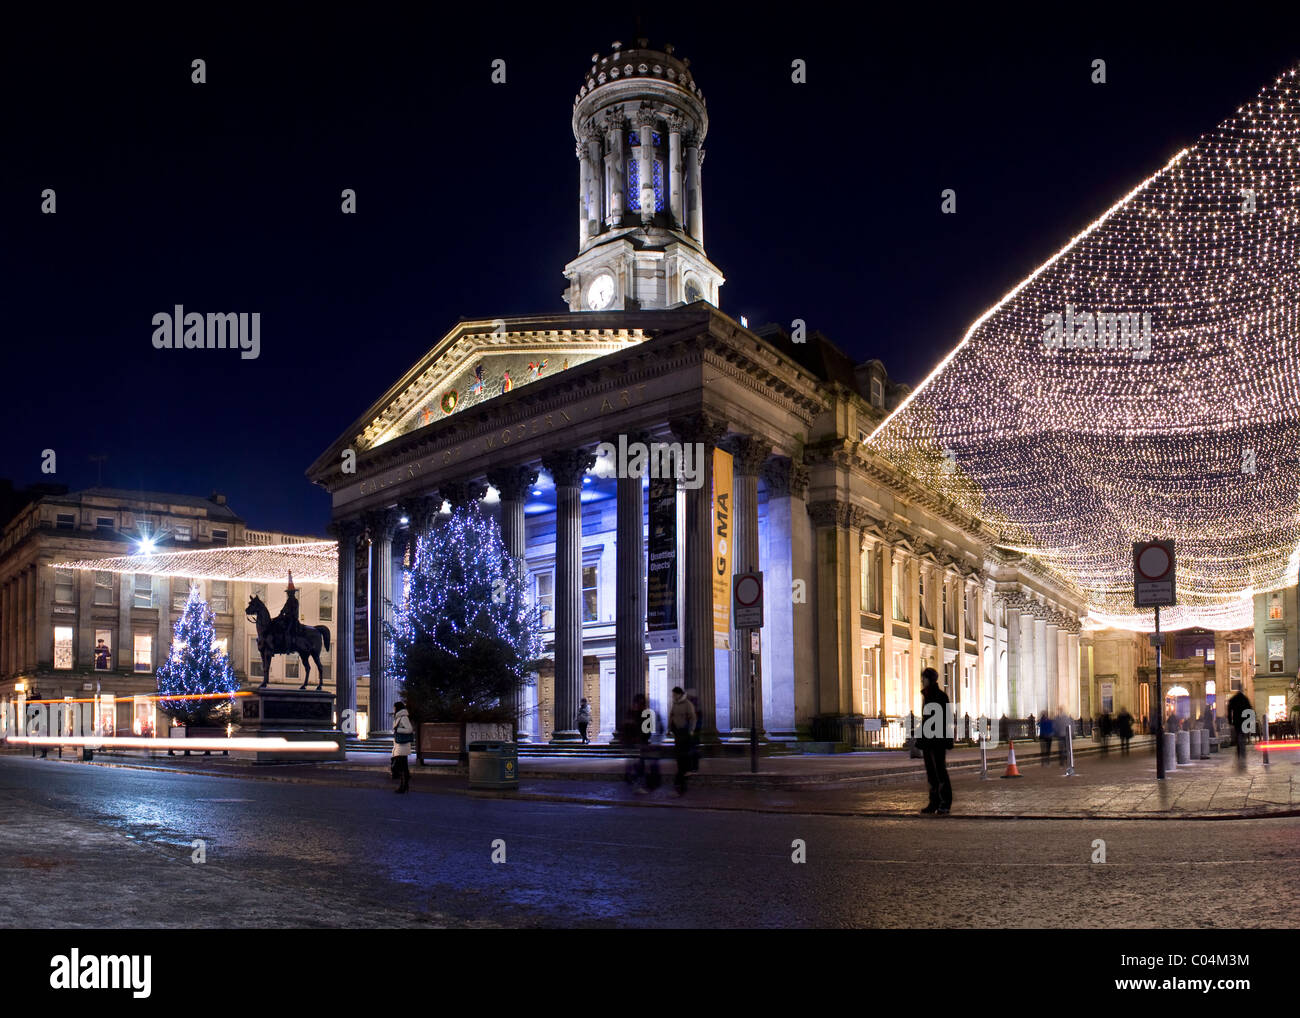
[245,594,331,690]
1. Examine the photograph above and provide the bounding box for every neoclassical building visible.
[307,39,1095,741]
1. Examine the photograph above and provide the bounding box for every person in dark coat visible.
[1098,711,1113,754]
[1037,711,1054,765]
[1115,708,1134,755]
[917,667,953,814]
[1227,689,1253,763]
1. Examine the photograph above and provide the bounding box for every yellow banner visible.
[713,447,733,649]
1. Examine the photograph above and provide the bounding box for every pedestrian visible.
[391,700,414,793]
[686,688,703,773]
[1098,710,1113,754]
[668,686,698,796]
[623,693,661,793]
[576,698,592,744]
[917,667,953,815]
[1054,706,1072,766]
[1037,710,1054,765]
[1227,688,1253,764]
[1115,707,1133,755]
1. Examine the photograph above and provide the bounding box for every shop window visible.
[54,626,74,669]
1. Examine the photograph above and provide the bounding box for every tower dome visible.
[563,38,724,312]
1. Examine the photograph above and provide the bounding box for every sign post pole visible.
[1134,539,1176,782]
[1155,605,1164,780]
[733,572,764,775]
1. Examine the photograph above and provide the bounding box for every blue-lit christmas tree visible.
[155,583,240,726]
[385,504,543,724]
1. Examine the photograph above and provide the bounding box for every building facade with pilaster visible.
[307,39,1098,742]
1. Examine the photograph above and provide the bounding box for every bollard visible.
[1163,732,1178,772]
[1064,723,1076,777]
[1198,728,1210,760]
[979,733,989,780]
[1176,729,1190,765]
[1262,715,1270,769]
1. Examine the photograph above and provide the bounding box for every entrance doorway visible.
[1165,684,1190,728]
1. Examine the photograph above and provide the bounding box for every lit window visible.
[93,630,112,671]
[653,159,664,211]
[213,637,228,657]
[892,559,909,622]
[54,626,74,669]
[536,573,554,629]
[582,565,598,623]
[1269,595,1283,620]
[174,524,192,543]
[250,638,264,679]
[319,590,333,621]
[628,158,640,211]
[1206,645,1215,662]
[134,574,153,608]
[133,634,152,672]
[918,572,932,629]
[93,570,114,606]
[1228,642,1241,663]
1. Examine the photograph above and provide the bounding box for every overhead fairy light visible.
[869,65,1300,632]
[52,541,338,585]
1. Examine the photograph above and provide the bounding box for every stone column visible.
[1067,630,1081,718]
[725,434,769,738]
[364,508,402,735]
[577,138,591,247]
[670,413,727,739]
[667,113,684,229]
[541,450,594,742]
[635,106,656,225]
[809,500,868,720]
[328,518,361,730]
[684,132,701,242]
[1046,620,1060,715]
[2,579,11,675]
[584,125,603,239]
[604,109,627,227]
[760,457,809,738]
[486,467,538,740]
[1006,605,1021,717]
[611,435,649,744]
[1034,614,1049,716]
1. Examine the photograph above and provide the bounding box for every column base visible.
[723,728,769,743]
[549,729,583,744]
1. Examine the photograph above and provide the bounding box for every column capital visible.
[667,112,686,134]
[487,466,539,502]
[542,449,596,487]
[579,123,601,145]
[669,412,727,448]
[697,148,705,167]
[807,499,871,530]
[605,108,628,134]
[722,434,771,476]
[362,508,402,542]
[634,104,657,129]
[401,495,442,533]
[438,480,487,510]
[327,518,363,542]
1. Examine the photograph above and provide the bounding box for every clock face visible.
[587,273,615,310]
[684,278,703,303]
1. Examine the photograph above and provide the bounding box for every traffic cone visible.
[1001,738,1022,778]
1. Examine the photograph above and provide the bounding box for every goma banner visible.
[713,447,732,649]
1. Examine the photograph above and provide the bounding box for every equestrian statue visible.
[245,571,332,690]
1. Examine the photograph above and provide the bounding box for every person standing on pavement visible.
[1227,688,1253,764]
[391,701,414,793]
[576,698,592,744]
[623,693,661,793]
[917,667,953,815]
[1115,708,1134,755]
[1037,711,1054,766]
[1098,711,1112,754]
[668,686,697,797]
[1054,706,1072,766]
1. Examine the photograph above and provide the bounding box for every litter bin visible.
[468,741,518,790]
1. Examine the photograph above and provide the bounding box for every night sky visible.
[5,7,1298,536]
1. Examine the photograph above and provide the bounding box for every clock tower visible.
[564,39,725,312]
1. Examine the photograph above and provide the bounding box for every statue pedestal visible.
[238,688,344,763]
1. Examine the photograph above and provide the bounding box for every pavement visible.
[7,735,1295,819]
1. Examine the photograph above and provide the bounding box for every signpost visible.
[733,572,764,773]
[1134,540,1177,780]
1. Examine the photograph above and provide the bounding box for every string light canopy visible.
[869,65,1300,632]
[52,541,338,586]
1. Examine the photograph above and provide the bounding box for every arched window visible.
[626,131,666,213]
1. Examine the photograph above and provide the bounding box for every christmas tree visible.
[155,583,241,726]
[385,503,543,724]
